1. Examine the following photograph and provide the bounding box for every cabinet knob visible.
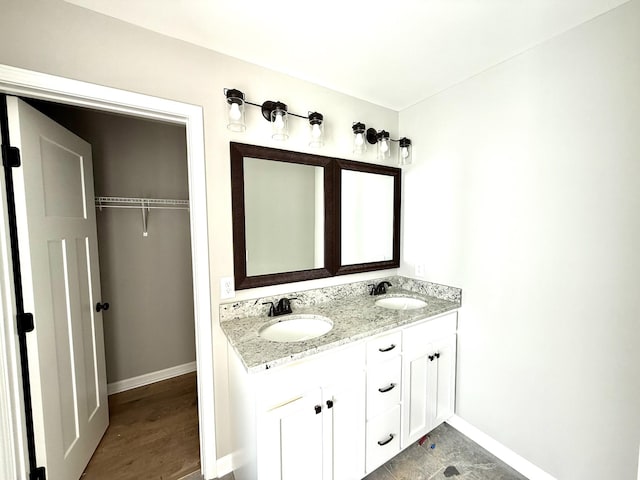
[378,344,396,353]
[378,383,396,393]
[96,302,110,312]
[326,400,333,409]
[377,433,395,446]
[428,355,435,362]
[435,352,441,359]
[314,405,322,414]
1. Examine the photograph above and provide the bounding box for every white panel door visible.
[7,97,108,480]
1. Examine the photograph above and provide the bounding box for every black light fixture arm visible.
[225,89,317,121]
[364,126,406,144]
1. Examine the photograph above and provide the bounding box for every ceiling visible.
[63,0,628,111]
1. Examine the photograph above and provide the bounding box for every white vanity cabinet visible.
[401,312,457,447]
[229,343,366,480]
[227,310,458,480]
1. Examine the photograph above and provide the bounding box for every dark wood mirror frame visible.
[230,142,401,290]
[332,158,402,276]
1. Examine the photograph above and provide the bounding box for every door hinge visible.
[17,313,34,334]
[1,144,21,167]
[29,466,46,480]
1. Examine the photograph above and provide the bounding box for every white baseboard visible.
[446,415,557,480]
[216,453,233,478]
[107,361,197,395]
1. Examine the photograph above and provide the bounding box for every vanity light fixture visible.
[224,88,324,147]
[376,130,391,161]
[308,112,324,148]
[352,123,413,165]
[352,122,367,154]
[225,89,246,132]
[398,137,412,165]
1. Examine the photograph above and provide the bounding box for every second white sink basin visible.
[259,314,333,342]
[375,296,427,310]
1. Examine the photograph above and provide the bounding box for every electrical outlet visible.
[415,263,425,277]
[220,276,235,299]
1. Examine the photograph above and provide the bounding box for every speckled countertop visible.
[221,277,461,373]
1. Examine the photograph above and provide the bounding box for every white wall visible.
[0,0,398,461]
[399,1,640,478]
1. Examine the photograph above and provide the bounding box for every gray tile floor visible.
[364,423,528,480]
[217,422,527,480]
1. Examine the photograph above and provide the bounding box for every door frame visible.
[0,64,217,479]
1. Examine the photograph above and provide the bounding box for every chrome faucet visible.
[369,281,392,296]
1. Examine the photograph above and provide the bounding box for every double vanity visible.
[221,276,462,480]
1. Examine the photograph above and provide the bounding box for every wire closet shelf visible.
[95,196,190,237]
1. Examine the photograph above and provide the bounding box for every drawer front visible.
[403,312,457,355]
[365,405,401,473]
[366,331,402,365]
[366,356,401,419]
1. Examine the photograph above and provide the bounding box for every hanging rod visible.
[95,196,189,210]
[95,196,189,237]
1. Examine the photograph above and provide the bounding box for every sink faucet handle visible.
[275,297,297,315]
[262,301,276,317]
[373,281,393,295]
[368,284,376,296]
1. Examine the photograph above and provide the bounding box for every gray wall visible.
[33,103,195,383]
[399,1,640,479]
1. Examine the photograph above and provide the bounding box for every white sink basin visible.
[259,314,333,342]
[375,296,427,310]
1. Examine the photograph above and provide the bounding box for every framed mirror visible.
[231,142,334,289]
[230,142,401,290]
[334,159,401,275]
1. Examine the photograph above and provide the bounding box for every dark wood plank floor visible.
[81,372,200,480]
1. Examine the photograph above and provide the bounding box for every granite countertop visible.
[221,288,460,373]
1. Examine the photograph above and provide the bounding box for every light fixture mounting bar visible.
[242,99,311,120]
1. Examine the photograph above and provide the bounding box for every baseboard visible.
[107,361,197,395]
[216,454,233,478]
[446,415,557,480]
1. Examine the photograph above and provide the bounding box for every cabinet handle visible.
[435,352,441,359]
[377,434,395,446]
[378,344,396,353]
[326,400,333,409]
[378,383,396,393]
[314,405,322,414]
[428,355,435,362]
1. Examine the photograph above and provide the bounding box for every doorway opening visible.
[29,99,201,479]
[0,65,216,480]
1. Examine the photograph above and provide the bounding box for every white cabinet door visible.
[402,343,435,446]
[323,376,365,480]
[432,334,456,427]
[259,389,324,480]
[402,333,457,447]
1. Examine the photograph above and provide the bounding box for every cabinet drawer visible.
[403,312,457,355]
[367,331,402,364]
[365,405,401,473]
[366,356,401,419]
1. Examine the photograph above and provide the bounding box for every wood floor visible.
[81,372,200,480]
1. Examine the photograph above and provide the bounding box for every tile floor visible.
[217,422,528,480]
[364,423,528,480]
